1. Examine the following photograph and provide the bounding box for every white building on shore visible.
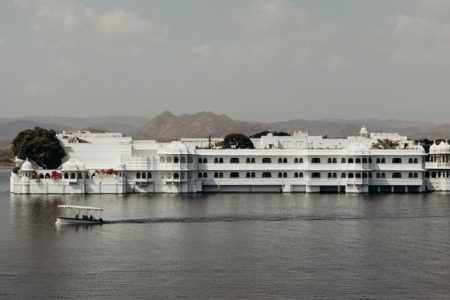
[9,127,450,194]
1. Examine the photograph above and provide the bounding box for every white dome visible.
[20,158,33,171]
[437,141,450,153]
[61,159,79,171]
[359,126,369,135]
[429,141,438,154]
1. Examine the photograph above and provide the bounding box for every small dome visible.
[20,158,33,171]
[359,126,368,134]
[437,141,450,153]
[429,141,438,153]
[61,159,79,171]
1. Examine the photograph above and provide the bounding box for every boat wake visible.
[104,213,449,225]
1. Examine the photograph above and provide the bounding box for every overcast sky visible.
[1,0,450,122]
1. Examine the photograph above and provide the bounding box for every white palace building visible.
[9,127,450,194]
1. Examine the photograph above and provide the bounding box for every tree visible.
[250,131,290,138]
[371,139,400,149]
[223,133,254,149]
[12,127,66,169]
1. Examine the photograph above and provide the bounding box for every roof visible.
[57,205,103,211]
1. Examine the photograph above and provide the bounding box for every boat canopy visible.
[57,205,103,211]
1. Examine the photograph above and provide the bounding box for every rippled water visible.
[1,169,450,299]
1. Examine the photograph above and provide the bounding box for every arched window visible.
[311,172,321,178]
[219,172,224,178]
[278,158,283,164]
[39,173,44,179]
[294,172,299,178]
[203,158,208,163]
[408,158,413,164]
[376,173,381,178]
[327,158,332,164]
[299,172,303,178]
[409,172,413,178]
[369,158,372,163]
[376,158,380,163]
[148,172,152,179]
[356,173,361,178]
[392,172,402,178]
[283,158,287,163]
[356,158,361,164]
[230,157,239,164]
[173,173,180,179]
[45,173,50,179]
[262,172,272,178]
[328,173,332,178]
[167,157,172,163]
[299,158,304,163]
[341,158,346,163]
[251,158,255,163]
[294,158,299,163]
[246,172,251,178]
[64,173,68,179]
[333,173,337,178]
[218,158,223,163]
[414,173,418,178]
[142,172,146,179]
[136,172,141,179]
[214,172,218,178]
[160,157,165,163]
[246,158,251,163]
[341,173,346,178]
[425,172,430,178]
[278,172,282,178]
[181,157,186,163]
[203,172,207,178]
[392,158,402,164]
[381,173,386,178]
[230,172,239,178]
[198,158,203,163]
[70,173,75,179]
[362,173,367,178]
[174,157,179,163]
[362,158,367,164]
[78,173,83,179]
[413,158,418,164]
[262,158,272,164]
[348,158,354,163]
[381,158,386,163]
[311,158,321,164]
[283,172,287,178]
[348,173,354,178]
[198,172,203,178]
[332,158,337,163]
[251,172,255,178]
[214,158,219,163]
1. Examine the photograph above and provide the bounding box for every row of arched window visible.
[160,156,193,164]
[426,171,450,178]
[136,172,152,179]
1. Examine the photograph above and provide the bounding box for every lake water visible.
[1,169,450,299]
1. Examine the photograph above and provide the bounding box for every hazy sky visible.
[1,0,450,122]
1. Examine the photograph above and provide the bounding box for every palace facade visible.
[9,127,450,194]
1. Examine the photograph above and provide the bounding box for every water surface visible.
[1,170,449,299]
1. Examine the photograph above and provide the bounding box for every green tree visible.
[250,131,290,138]
[371,139,400,149]
[12,127,66,169]
[223,133,254,149]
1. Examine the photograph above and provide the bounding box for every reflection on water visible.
[1,170,450,299]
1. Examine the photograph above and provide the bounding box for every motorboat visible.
[56,205,104,225]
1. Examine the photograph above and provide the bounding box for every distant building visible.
[9,127,450,194]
